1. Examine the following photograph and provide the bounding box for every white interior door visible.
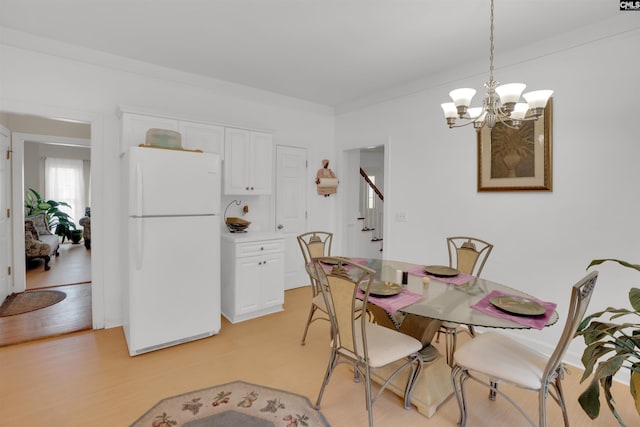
[275,145,307,290]
[0,125,11,302]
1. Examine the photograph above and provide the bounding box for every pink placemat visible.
[407,265,475,286]
[471,290,557,330]
[356,287,423,314]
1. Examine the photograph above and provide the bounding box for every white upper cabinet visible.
[121,113,178,154]
[179,121,225,159]
[120,111,224,158]
[224,128,273,195]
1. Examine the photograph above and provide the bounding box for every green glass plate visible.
[489,296,546,316]
[424,265,459,277]
[360,281,403,297]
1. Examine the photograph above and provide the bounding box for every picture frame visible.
[477,98,553,192]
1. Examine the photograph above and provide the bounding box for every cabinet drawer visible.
[236,240,284,257]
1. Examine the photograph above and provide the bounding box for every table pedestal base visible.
[370,353,453,418]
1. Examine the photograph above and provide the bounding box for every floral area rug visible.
[130,380,331,427]
[0,290,66,316]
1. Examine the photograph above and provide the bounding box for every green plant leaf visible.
[578,378,601,419]
[588,259,640,272]
[602,375,627,427]
[630,288,640,312]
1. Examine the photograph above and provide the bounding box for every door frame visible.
[0,124,11,304]
[4,103,105,329]
[12,132,90,293]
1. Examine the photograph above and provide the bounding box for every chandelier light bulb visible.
[449,88,476,107]
[467,107,484,120]
[441,103,458,119]
[510,103,530,120]
[523,90,554,109]
[495,83,526,106]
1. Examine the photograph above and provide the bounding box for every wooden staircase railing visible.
[360,168,383,201]
[359,168,384,251]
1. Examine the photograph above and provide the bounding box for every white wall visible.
[335,18,640,368]
[0,28,336,328]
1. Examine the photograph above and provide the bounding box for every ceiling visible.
[0,0,621,108]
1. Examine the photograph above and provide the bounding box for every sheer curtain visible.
[45,157,86,225]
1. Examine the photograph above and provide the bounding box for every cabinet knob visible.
[250,187,254,190]
[245,187,250,190]
[258,261,262,265]
[261,247,264,250]
[277,224,284,230]
[263,260,267,264]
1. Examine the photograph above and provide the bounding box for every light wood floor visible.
[0,283,92,347]
[26,241,91,290]
[0,287,637,427]
[0,241,94,346]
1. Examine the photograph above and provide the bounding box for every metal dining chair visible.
[437,236,494,365]
[313,257,424,427]
[297,231,333,345]
[450,271,598,427]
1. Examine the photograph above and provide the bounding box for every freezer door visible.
[127,215,221,355]
[129,146,220,217]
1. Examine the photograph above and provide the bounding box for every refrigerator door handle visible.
[135,164,143,217]
[135,217,144,270]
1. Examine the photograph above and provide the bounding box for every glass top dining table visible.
[333,258,559,329]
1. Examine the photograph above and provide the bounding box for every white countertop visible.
[221,231,284,243]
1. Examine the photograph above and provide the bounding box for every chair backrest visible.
[544,270,598,382]
[297,231,333,264]
[313,257,376,359]
[447,236,494,277]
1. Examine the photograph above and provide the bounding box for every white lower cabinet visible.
[221,234,284,323]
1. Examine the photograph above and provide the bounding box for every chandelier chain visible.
[489,0,495,84]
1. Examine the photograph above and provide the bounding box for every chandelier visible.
[441,0,552,131]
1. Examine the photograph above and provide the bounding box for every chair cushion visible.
[351,322,422,368]
[25,231,51,256]
[26,213,53,235]
[454,332,548,390]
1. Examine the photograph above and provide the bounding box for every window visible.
[367,175,376,209]
[45,157,85,225]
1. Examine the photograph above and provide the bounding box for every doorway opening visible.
[342,144,386,259]
[0,112,93,346]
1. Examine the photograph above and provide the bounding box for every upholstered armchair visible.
[79,216,91,249]
[25,219,58,271]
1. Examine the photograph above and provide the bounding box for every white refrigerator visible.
[123,146,221,356]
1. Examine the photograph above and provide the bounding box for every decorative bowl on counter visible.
[225,217,251,233]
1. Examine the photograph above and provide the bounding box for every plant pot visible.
[70,230,83,244]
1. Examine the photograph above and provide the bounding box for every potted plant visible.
[24,188,78,241]
[69,229,83,244]
[575,258,640,426]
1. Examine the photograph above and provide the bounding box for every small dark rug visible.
[0,290,66,317]
[130,380,331,427]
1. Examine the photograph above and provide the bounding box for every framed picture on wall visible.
[477,98,553,192]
